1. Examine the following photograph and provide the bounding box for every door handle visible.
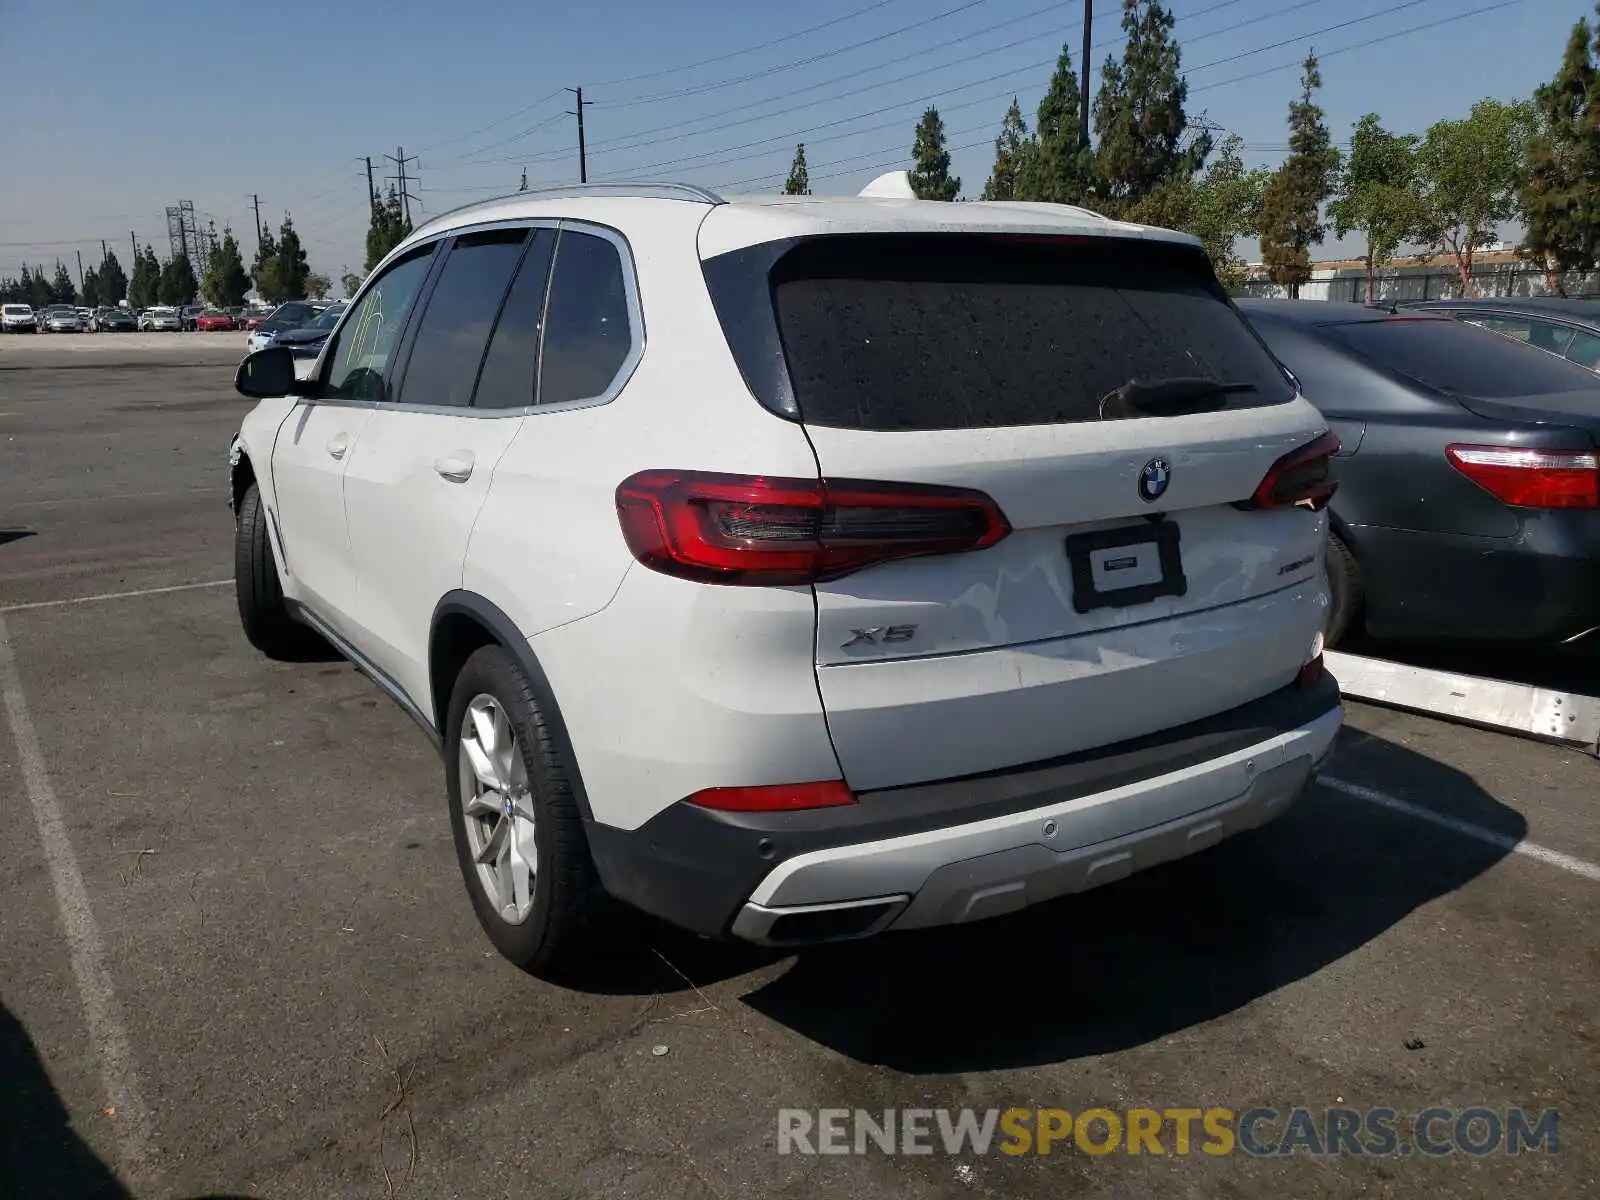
[326,433,350,460]
[434,451,476,483]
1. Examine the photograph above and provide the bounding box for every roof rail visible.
[413,181,725,236]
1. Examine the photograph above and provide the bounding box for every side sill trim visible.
[286,599,443,755]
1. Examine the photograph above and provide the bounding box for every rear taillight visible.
[686,780,856,812]
[1445,444,1599,509]
[1298,631,1326,687]
[615,470,1011,585]
[1240,430,1341,511]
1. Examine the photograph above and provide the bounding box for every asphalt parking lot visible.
[2,335,1597,1200]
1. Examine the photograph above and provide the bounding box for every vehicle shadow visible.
[0,529,38,548]
[724,727,1522,1073]
[0,1000,129,1198]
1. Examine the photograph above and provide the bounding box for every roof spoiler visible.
[858,171,916,199]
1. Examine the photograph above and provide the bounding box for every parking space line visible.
[0,579,230,614]
[0,615,152,1170]
[1321,775,1600,882]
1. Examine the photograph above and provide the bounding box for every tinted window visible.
[1564,329,1600,370]
[766,235,1295,431]
[473,229,556,410]
[1465,313,1576,356]
[539,230,635,406]
[264,302,315,331]
[1326,318,1600,398]
[324,246,435,401]
[397,230,527,408]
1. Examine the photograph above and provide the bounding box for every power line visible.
[724,0,1526,192]
[436,0,1275,175]
[593,0,902,88]
[426,111,568,169]
[411,87,566,157]
[404,2,908,167]
[383,146,421,224]
[593,0,1468,182]
[596,0,996,110]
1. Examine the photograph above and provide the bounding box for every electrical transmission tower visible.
[383,147,421,225]
[163,200,212,277]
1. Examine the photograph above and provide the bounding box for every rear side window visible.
[473,229,557,410]
[539,230,636,406]
[397,228,528,408]
[1325,318,1600,398]
[750,235,1294,431]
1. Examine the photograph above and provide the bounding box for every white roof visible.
[397,183,1200,264]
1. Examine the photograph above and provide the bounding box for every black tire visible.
[1324,529,1363,648]
[234,481,313,659]
[444,645,602,976]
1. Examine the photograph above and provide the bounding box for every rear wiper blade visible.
[1099,376,1258,420]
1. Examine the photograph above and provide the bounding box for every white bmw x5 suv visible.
[229,180,1342,974]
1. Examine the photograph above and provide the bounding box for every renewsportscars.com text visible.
[777,1107,1559,1158]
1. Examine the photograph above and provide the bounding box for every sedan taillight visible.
[1446,444,1600,509]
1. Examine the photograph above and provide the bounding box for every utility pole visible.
[76,249,85,291]
[567,86,589,183]
[365,156,377,215]
[250,193,263,259]
[383,146,420,225]
[1078,0,1092,152]
[100,239,108,264]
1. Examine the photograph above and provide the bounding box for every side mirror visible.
[236,345,311,399]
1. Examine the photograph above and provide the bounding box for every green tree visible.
[158,253,198,306]
[1092,0,1208,215]
[1414,98,1535,296]
[1328,114,1425,302]
[253,225,285,303]
[1258,52,1341,297]
[99,249,128,305]
[981,98,1030,201]
[365,187,412,271]
[784,143,811,195]
[1185,134,1273,290]
[304,271,332,299]
[202,229,252,307]
[51,260,77,306]
[128,246,159,308]
[82,267,102,307]
[909,106,960,201]
[274,216,310,301]
[26,264,53,307]
[1519,4,1600,291]
[341,270,363,298]
[1020,47,1096,204]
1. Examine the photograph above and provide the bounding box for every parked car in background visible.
[1239,300,1600,650]
[229,189,1341,972]
[269,300,345,377]
[75,307,94,327]
[42,307,84,332]
[194,309,236,332]
[1,303,37,332]
[245,300,330,352]
[179,303,207,331]
[94,307,138,332]
[1400,296,1600,374]
[239,308,273,332]
[141,306,182,332]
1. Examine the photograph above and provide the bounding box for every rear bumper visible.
[1354,513,1600,643]
[586,672,1342,943]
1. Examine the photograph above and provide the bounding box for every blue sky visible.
[0,0,1588,283]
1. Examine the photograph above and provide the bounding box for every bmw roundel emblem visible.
[1138,457,1171,503]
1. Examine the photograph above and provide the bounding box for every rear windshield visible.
[741,234,1294,431]
[1325,317,1600,398]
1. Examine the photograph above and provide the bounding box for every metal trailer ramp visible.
[1327,651,1600,757]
